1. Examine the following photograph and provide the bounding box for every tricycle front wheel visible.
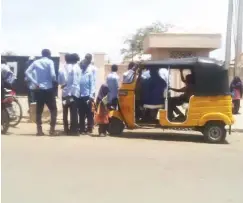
[108,117,125,136]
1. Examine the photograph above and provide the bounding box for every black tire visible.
[203,121,226,144]
[9,99,23,127]
[2,108,10,134]
[108,117,125,136]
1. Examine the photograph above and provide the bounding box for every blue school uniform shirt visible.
[58,64,81,98]
[79,68,94,98]
[25,57,56,90]
[106,72,120,103]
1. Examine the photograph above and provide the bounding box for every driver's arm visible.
[180,69,186,83]
[169,86,186,93]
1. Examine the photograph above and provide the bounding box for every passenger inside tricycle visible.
[134,65,194,124]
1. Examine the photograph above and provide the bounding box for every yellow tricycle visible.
[108,57,234,143]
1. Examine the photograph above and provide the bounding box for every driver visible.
[168,69,194,121]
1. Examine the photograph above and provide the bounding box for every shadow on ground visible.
[112,131,229,144]
[3,129,229,144]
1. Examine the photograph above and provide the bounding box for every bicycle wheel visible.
[9,99,23,127]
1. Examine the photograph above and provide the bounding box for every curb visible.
[229,129,243,133]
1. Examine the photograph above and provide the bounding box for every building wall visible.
[195,50,210,57]
[150,49,170,60]
[150,48,210,60]
[144,33,221,53]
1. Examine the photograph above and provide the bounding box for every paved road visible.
[2,123,243,203]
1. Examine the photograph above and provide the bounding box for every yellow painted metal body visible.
[110,80,137,128]
[159,95,234,127]
[110,78,234,129]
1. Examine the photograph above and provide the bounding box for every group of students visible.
[24,49,123,136]
[25,49,101,136]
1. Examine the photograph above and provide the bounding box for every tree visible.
[121,21,173,61]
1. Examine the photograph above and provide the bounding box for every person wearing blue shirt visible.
[106,64,119,108]
[78,59,94,134]
[58,53,72,134]
[85,53,97,97]
[122,62,135,83]
[85,54,97,129]
[58,53,80,135]
[25,49,57,136]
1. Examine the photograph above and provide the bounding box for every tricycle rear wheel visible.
[203,121,226,144]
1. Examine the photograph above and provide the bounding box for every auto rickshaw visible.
[108,57,234,143]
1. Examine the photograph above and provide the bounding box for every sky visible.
[1,0,237,62]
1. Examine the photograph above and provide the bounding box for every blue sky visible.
[2,0,232,62]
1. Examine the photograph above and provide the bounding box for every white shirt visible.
[123,69,135,83]
[158,68,169,84]
[71,64,82,98]
[58,64,72,97]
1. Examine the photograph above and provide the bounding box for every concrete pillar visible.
[93,52,106,96]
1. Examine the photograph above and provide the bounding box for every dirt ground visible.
[2,123,243,203]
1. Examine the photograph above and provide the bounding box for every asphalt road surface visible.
[2,123,243,203]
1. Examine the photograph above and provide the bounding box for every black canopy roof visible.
[141,57,224,69]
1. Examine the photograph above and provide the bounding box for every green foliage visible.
[121,21,173,61]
